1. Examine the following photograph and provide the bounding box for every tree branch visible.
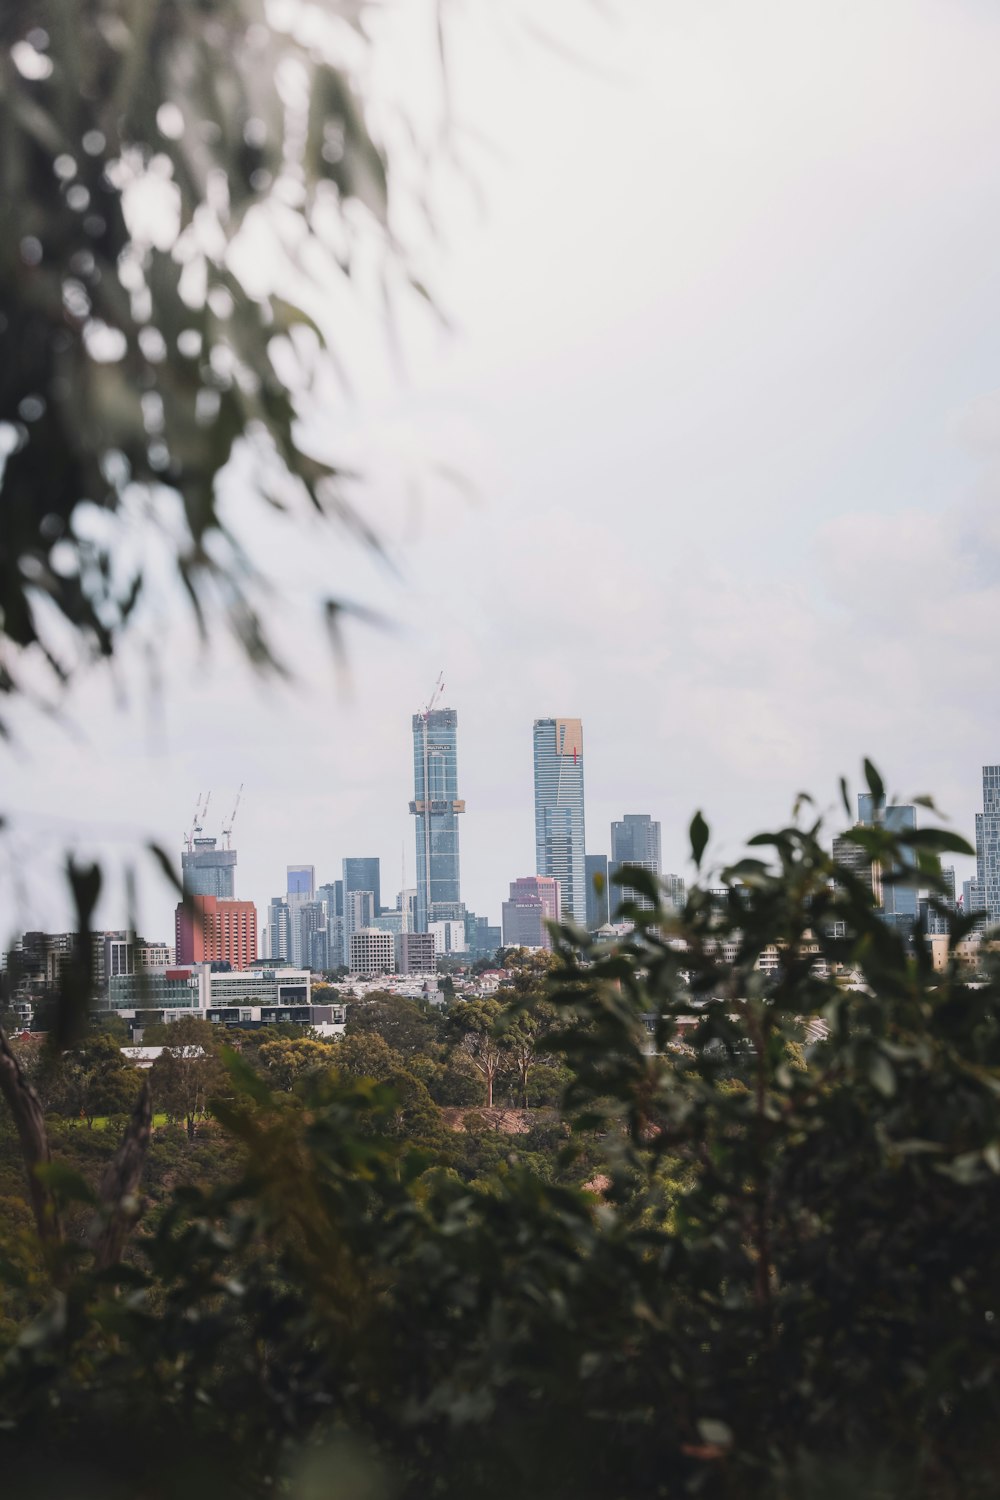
[91,1079,153,1270]
[0,1023,62,1254]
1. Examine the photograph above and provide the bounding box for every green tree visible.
[147,1016,224,1139]
[447,999,507,1109]
[47,1033,142,1126]
[345,993,440,1057]
[257,1036,339,1092]
[0,0,441,717]
[2,775,1000,1500]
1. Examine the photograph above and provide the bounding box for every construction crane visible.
[184,791,203,853]
[222,783,244,850]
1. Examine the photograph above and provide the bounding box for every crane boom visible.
[185,791,203,852]
[222,783,244,850]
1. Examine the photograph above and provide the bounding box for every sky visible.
[5,0,1000,942]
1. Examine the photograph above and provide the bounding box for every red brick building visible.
[175,896,257,971]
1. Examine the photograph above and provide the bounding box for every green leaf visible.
[897,828,975,857]
[689,811,709,869]
[863,758,885,806]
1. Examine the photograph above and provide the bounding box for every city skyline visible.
[1,2,999,955]
[0,694,991,945]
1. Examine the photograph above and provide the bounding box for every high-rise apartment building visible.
[343,888,375,965]
[610,814,661,914]
[296,901,325,969]
[181,837,237,900]
[585,854,609,930]
[175,896,257,970]
[533,717,586,925]
[395,931,436,974]
[502,875,561,952]
[317,881,344,970]
[343,858,381,916]
[975,766,1000,926]
[411,707,465,931]
[266,897,290,961]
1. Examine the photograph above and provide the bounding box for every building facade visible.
[175,896,258,970]
[181,837,237,899]
[343,888,376,965]
[610,814,662,913]
[502,875,561,952]
[585,854,610,931]
[266,897,290,962]
[287,865,315,899]
[533,717,587,924]
[976,765,1000,927]
[395,931,436,974]
[410,707,465,931]
[349,927,395,975]
[104,963,313,1015]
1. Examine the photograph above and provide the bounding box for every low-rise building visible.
[102,964,312,1014]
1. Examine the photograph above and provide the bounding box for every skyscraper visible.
[342,862,379,964]
[410,706,465,931]
[181,836,237,899]
[975,765,1000,926]
[343,858,381,917]
[610,814,661,914]
[285,865,317,965]
[533,718,586,925]
[287,865,315,900]
[318,881,345,970]
[266,897,290,961]
[585,853,609,930]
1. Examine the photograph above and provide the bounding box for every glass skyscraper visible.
[975,765,1000,926]
[181,837,236,899]
[585,853,609,930]
[533,717,586,925]
[410,707,464,931]
[342,858,381,963]
[610,814,662,914]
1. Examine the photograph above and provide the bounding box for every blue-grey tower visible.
[410,704,464,932]
[975,765,1000,926]
[533,717,586,925]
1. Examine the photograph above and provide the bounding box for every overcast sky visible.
[5,0,1000,942]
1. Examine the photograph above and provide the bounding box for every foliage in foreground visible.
[1,776,999,1499]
